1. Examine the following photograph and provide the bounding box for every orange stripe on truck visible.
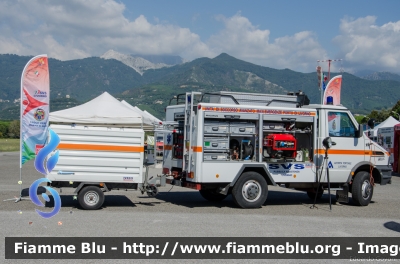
[57,143,144,152]
[192,146,203,152]
[316,149,387,156]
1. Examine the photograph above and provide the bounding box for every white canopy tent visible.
[121,100,161,125]
[144,110,162,124]
[371,116,400,137]
[50,92,146,128]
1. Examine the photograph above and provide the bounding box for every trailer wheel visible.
[232,172,268,208]
[199,189,227,202]
[146,186,159,197]
[78,186,105,210]
[352,171,373,206]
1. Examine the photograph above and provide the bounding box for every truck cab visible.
[307,104,392,185]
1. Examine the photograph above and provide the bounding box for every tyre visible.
[351,171,373,206]
[199,189,227,202]
[232,171,268,208]
[146,185,159,197]
[78,186,105,210]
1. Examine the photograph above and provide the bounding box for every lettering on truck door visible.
[322,111,364,182]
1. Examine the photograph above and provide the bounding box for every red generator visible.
[264,134,297,159]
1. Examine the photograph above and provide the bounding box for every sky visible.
[1,0,400,74]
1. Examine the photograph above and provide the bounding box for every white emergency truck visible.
[156,91,392,208]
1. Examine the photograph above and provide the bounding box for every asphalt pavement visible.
[1,151,400,263]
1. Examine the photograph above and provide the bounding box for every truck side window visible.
[328,111,356,137]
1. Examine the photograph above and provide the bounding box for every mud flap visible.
[336,184,349,203]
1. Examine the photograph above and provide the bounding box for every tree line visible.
[0,120,20,138]
[354,100,400,124]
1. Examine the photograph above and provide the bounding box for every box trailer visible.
[46,124,165,209]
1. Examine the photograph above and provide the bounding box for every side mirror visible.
[355,124,363,138]
[367,119,375,129]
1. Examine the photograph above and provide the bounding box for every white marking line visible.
[346,247,352,250]
[161,242,169,256]
[171,242,179,256]
[111,247,118,250]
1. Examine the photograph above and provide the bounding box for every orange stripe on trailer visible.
[164,145,173,150]
[192,146,203,152]
[57,143,144,152]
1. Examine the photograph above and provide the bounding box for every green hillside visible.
[1,53,400,119]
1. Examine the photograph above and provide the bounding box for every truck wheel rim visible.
[361,180,371,199]
[84,191,99,205]
[242,180,261,202]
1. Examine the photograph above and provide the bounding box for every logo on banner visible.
[30,128,61,218]
[33,108,45,121]
[34,90,47,98]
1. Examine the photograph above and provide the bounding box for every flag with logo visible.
[20,55,50,165]
[323,75,342,105]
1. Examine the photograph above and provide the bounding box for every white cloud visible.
[11,1,400,75]
[0,0,213,60]
[334,16,400,73]
[208,13,328,72]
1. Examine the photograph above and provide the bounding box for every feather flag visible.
[323,75,342,105]
[20,55,50,165]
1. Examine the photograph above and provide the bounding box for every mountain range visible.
[101,50,182,75]
[1,52,400,120]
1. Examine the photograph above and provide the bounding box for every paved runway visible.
[1,151,399,263]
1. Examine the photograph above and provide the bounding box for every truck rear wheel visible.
[78,186,105,210]
[199,189,227,202]
[232,172,268,208]
[352,171,373,206]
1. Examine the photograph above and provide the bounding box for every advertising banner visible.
[20,55,50,166]
[323,75,342,105]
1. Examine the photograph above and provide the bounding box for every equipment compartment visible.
[230,122,256,135]
[204,152,229,161]
[204,121,229,134]
[203,137,229,150]
[263,122,285,131]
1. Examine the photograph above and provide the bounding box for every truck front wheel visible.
[78,186,105,210]
[232,172,268,208]
[352,171,373,206]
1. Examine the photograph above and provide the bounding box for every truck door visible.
[322,110,364,182]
